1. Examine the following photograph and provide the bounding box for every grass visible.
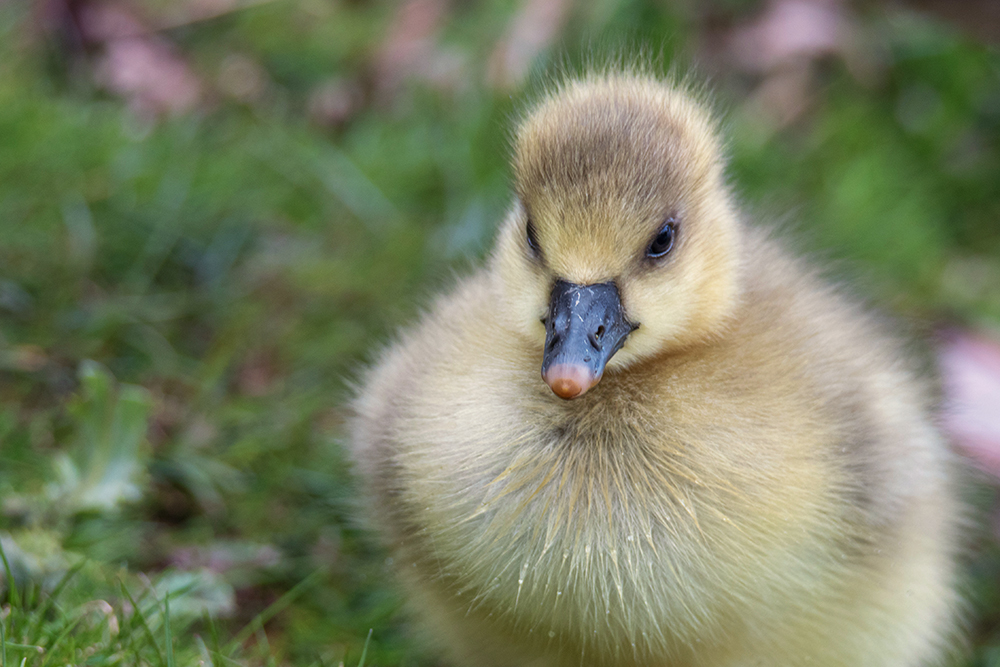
[0,0,998,664]
[0,537,367,666]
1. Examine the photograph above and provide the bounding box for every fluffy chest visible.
[392,362,845,659]
[398,408,759,655]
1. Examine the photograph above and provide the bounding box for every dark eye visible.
[647,220,677,259]
[526,218,541,256]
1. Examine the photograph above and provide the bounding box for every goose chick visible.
[350,74,962,667]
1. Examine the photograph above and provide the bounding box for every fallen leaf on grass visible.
[71,1,203,116]
[938,329,1000,477]
[374,0,466,102]
[487,0,574,90]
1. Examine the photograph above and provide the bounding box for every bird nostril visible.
[587,325,606,351]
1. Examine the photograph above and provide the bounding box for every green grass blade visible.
[224,570,322,654]
[2,644,42,653]
[39,616,84,667]
[194,635,214,667]
[356,629,373,667]
[1,597,7,667]
[27,560,85,642]
[253,624,273,666]
[0,538,21,610]
[164,593,174,667]
[118,580,165,667]
[204,611,221,657]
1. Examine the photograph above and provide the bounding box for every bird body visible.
[350,74,961,667]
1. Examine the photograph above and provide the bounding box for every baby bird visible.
[350,73,962,667]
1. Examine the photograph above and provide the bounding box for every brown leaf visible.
[217,53,268,104]
[75,2,202,116]
[721,0,866,129]
[938,329,1000,477]
[487,0,574,90]
[307,77,363,128]
[727,0,849,73]
[374,0,452,102]
[96,35,202,115]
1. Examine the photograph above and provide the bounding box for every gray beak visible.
[541,280,636,399]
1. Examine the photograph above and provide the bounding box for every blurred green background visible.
[0,0,999,664]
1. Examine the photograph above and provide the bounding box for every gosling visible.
[350,73,962,667]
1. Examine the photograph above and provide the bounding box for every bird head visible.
[492,74,743,399]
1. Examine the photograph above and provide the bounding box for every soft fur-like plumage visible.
[350,73,961,667]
